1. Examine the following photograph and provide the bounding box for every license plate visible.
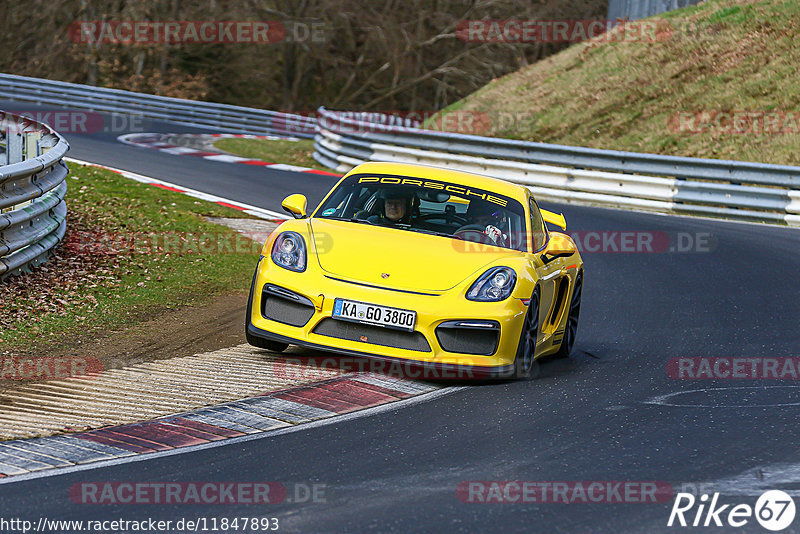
[332,299,416,331]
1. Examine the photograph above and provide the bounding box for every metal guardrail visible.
[0,73,316,139]
[2,75,797,229]
[314,107,800,227]
[0,111,70,279]
[607,0,702,22]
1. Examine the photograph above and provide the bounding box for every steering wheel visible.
[415,213,470,226]
[455,223,486,233]
[454,224,497,245]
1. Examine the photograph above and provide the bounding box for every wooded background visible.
[1,0,607,111]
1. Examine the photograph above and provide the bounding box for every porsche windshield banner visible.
[356,175,510,207]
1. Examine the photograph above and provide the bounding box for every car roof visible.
[345,162,530,202]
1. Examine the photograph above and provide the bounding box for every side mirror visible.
[543,232,577,259]
[282,194,307,219]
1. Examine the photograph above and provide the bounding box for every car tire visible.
[246,330,289,353]
[552,272,582,360]
[513,287,540,379]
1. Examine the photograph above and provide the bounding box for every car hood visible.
[310,219,516,292]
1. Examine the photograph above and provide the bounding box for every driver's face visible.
[385,198,407,221]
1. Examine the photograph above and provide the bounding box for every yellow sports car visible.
[246,162,583,379]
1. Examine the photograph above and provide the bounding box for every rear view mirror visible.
[418,191,451,203]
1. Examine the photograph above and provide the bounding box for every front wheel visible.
[514,288,540,379]
[246,330,289,353]
[553,272,582,359]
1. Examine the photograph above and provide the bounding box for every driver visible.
[466,201,508,246]
[368,188,416,226]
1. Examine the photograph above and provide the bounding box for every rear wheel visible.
[553,272,582,359]
[514,288,540,379]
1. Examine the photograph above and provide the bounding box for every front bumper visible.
[246,257,528,378]
[246,322,515,379]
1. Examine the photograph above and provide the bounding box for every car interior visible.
[319,183,527,250]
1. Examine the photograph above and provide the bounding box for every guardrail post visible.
[12,132,42,211]
[6,127,22,165]
[25,131,42,159]
[2,128,29,214]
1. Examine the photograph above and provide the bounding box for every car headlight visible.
[271,232,307,272]
[466,267,517,302]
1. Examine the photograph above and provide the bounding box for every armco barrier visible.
[313,107,800,227]
[0,73,316,139]
[2,75,797,228]
[0,111,69,279]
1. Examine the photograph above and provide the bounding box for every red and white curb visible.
[0,373,450,481]
[65,157,289,221]
[118,133,341,177]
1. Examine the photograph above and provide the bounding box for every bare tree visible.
[0,0,608,111]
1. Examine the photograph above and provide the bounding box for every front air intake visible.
[261,284,315,327]
[435,321,500,356]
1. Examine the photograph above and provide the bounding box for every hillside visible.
[436,0,800,165]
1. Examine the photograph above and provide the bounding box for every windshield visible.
[314,173,527,251]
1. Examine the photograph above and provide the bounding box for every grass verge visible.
[433,0,800,165]
[0,163,263,354]
[213,138,327,170]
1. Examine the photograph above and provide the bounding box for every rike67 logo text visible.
[668,490,795,531]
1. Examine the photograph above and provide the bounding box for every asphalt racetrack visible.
[2,102,799,533]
